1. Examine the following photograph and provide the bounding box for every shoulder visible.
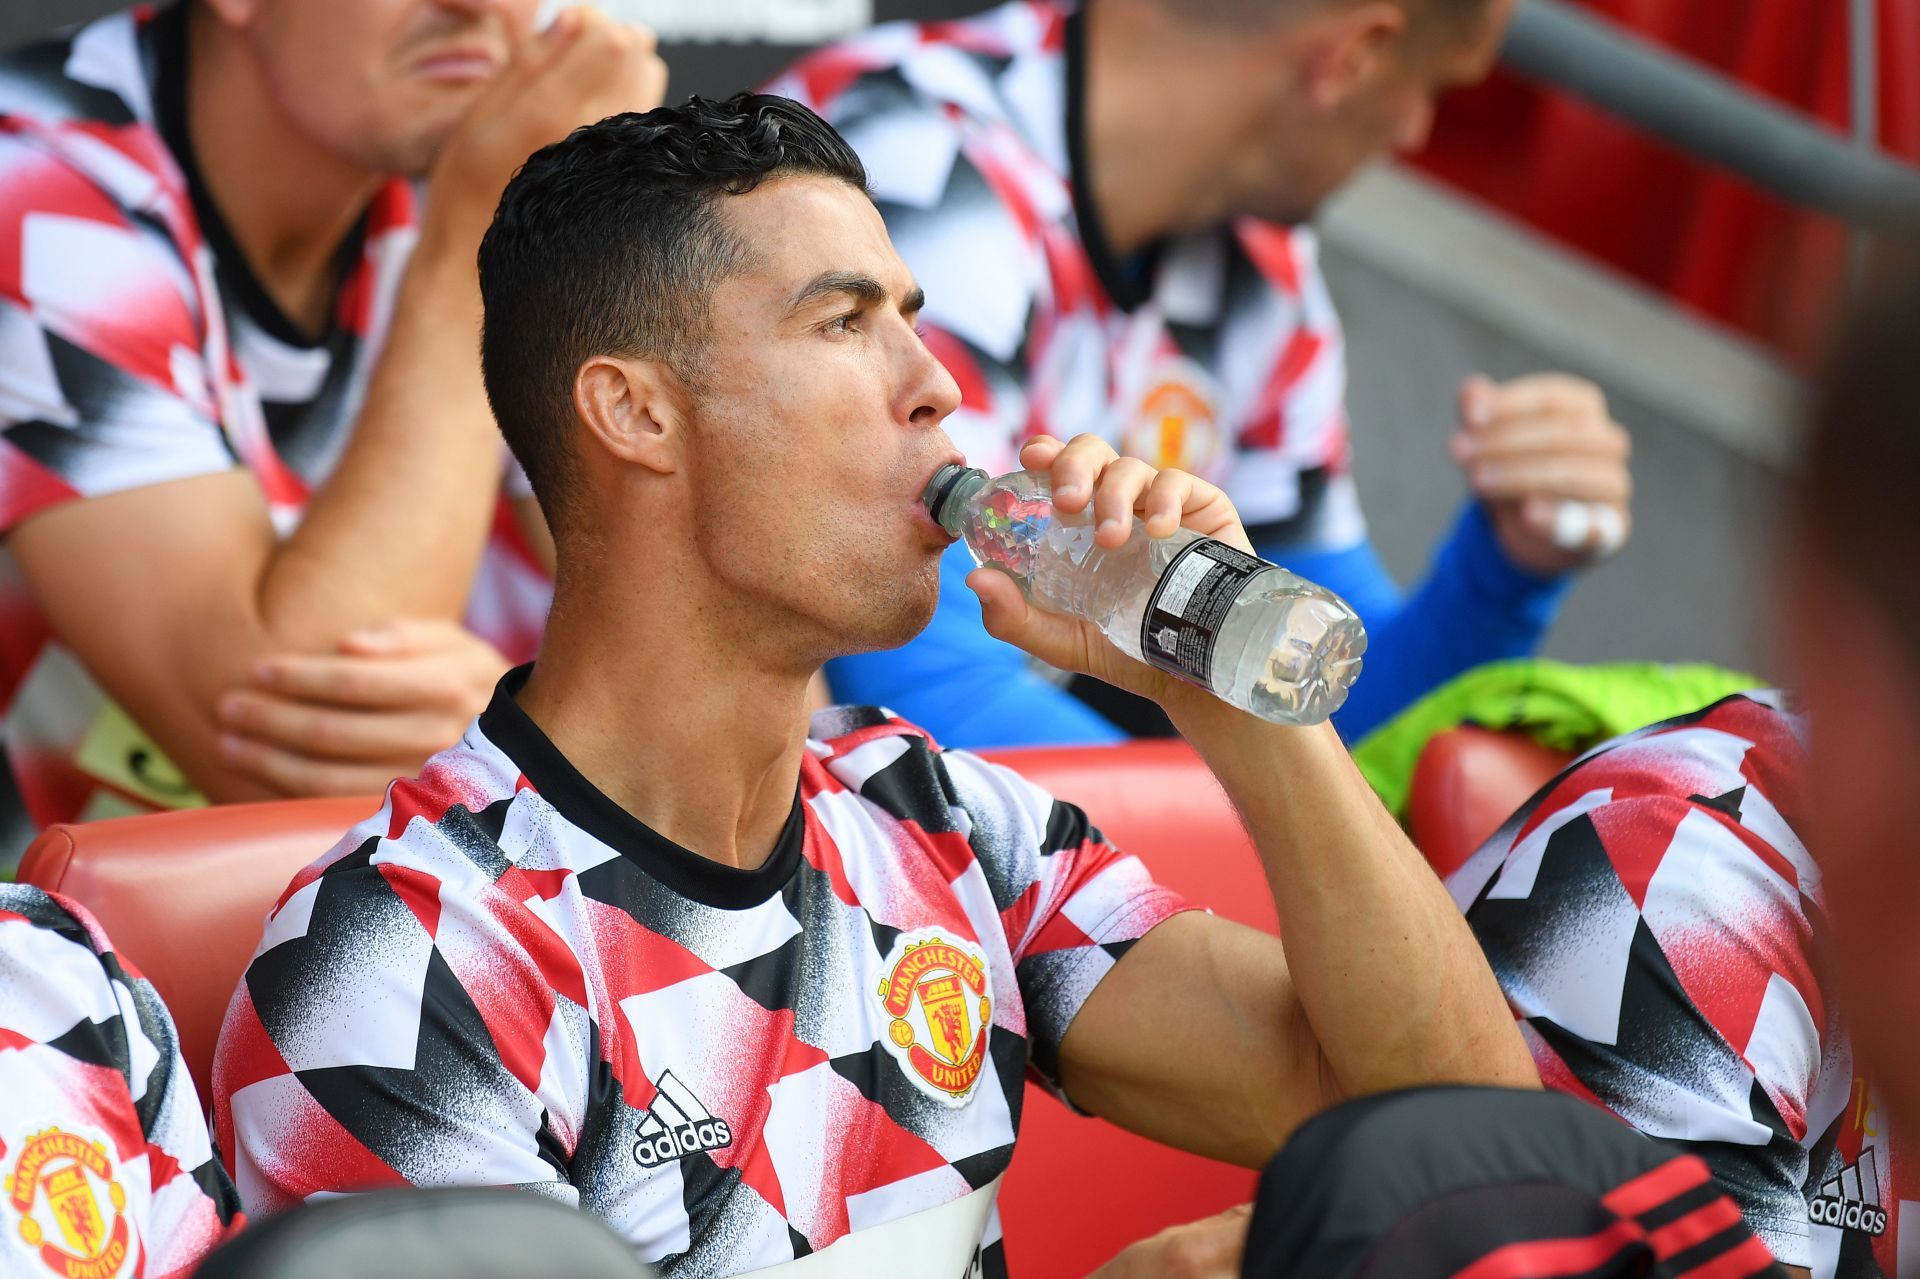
[773,1,1058,130]
[0,11,154,131]
[252,735,533,959]
[0,882,115,969]
[1453,692,1810,913]
[0,883,170,1094]
[1454,694,1825,1121]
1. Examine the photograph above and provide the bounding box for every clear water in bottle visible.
[924,464,1367,725]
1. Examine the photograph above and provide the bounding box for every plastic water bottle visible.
[925,464,1367,725]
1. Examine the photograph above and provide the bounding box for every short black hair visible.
[478,93,869,533]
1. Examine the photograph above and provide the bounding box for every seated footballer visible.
[212,94,1535,1276]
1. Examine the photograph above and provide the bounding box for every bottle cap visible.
[923,463,987,533]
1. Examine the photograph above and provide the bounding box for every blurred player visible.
[772,0,1633,746]
[0,0,666,856]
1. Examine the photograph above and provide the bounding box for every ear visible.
[573,355,689,477]
[1300,1,1407,112]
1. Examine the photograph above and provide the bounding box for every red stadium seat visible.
[18,796,376,1102]
[1405,726,1575,881]
[986,743,1266,1277]
[19,741,1271,1274]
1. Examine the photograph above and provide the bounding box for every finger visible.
[1459,373,1499,430]
[1046,434,1120,512]
[1476,373,1607,421]
[1140,468,1195,538]
[1089,457,1158,545]
[499,4,586,86]
[1017,434,1067,470]
[218,691,465,762]
[549,17,658,111]
[251,652,452,710]
[1454,414,1631,465]
[217,734,408,799]
[969,568,1077,665]
[1469,456,1631,506]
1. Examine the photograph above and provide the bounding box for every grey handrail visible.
[1501,0,1920,236]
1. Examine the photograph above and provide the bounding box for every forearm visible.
[1167,690,1536,1098]
[260,214,504,645]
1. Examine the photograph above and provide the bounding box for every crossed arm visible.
[6,14,666,802]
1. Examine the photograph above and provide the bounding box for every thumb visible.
[967,569,1089,675]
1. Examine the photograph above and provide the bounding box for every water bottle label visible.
[1140,538,1266,687]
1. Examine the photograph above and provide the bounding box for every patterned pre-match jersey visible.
[1448,692,1910,1278]
[0,885,243,1279]
[0,8,552,853]
[214,668,1188,1275]
[769,0,1362,549]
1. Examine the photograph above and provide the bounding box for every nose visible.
[898,325,963,432]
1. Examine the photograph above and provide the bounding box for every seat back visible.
[1405,726,1575,880]
[984,743,1264,1278]
[18,796,377,1102]
[20,742,1268,1278]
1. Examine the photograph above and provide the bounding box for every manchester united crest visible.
[6,1127,133,1279]
[876,930,992,1107]
[1120,356,1223,478]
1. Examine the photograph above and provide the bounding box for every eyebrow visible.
[787,271,926,317]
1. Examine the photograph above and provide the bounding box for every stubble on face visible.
[252,0,531,178]
[673,179,951,666]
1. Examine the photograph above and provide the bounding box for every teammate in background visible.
[215,95,1534,1276]
[772,0,1634,746]
[0,1,666,854]
[1439,278,1920,1279]
[0,884,243,1278]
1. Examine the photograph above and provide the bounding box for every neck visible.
[516,543,818,872]
[1081,2,1249,255]
[185,4,385,333]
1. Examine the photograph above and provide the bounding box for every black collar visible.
[478,666,807,910]
[149,2,364,351]
[1064,5,1156,314]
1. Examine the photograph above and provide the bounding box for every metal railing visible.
[1501,0,1920,238]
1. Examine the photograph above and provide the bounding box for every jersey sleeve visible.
[213,823,590,1217]
[0,129,236,534]
[0,884,243,1279]
[938,749,1190,1099]
[1451,698,1823,1267]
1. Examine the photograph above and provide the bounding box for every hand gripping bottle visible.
[925,464,1366,725]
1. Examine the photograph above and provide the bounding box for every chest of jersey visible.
[553,821,1027,1270]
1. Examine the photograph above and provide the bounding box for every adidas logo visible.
[632,1071,734,1169]
[1811,1147,1888,1236]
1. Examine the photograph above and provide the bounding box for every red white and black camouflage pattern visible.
[214,669,1188,1275]
[768,0,1362,547]
[1450,692,1911,1278]
[0,8,551,855]
[0,884,242,1279]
